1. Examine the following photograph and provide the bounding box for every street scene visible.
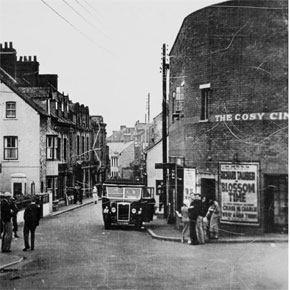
[0,201,288,290]
[0,0,288,289]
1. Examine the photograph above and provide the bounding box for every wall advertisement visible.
[183,168,196,204]
[220,162,259,224]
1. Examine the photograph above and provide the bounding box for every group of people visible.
[181,192,220,245]
[1,192,41,253]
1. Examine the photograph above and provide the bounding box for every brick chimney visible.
[0,42,17,78]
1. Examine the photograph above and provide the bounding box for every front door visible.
[201,178,216,201]
[264,175,288,233]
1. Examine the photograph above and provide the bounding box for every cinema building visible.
[168,0,288,234]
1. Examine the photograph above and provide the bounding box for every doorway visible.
[264,175,288,233]
[201,178,216,201]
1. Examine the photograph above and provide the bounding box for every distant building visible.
[107,121,151,181]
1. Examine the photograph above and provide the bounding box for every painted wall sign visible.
[183,168,196,204]
[220,162,259,224]
[214,112,288,122]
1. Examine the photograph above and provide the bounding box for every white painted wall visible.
[0,83,41,194]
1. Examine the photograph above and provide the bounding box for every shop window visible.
[6,102,16,118]
[4,136,18,160]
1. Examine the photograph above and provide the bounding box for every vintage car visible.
[102,180,155,230]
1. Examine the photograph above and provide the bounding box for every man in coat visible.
[23,196,41,251]
[1,192,14,253]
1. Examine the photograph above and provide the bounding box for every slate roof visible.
[0,67,49,117]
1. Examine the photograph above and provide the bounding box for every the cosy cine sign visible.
[215,111,288,122]
[220,163,259,224]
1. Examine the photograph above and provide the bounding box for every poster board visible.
[220,162,259,225]
[183,168,196,204]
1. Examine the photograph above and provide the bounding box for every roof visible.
[0,67,49,117]
[108,141,134,155]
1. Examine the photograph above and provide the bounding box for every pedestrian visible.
[10,197,20,238]
[23,196,41,251]
[188,193,199,245]
[194,193,205,244]
[206,199,221,239]
[73,184,79,204]
[77,185,83,204]
[92,185,98,204]
[1,192,14,253]
[201,196,209,242]
[181,199,190,243]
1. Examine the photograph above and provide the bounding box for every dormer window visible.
[6,102,16,118]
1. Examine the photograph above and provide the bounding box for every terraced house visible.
[0,42,109,204]
[167,0,288,234]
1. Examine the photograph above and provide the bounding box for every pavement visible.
[1,199,288,270]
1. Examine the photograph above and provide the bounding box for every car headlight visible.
[132,208,137,214]
[111,207,116,213]
[104,206,109,214]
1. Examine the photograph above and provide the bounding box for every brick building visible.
[168,0,288,233]
[0,42,109,202]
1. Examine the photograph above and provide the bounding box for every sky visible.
[0,0,222,135]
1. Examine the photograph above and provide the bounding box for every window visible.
[200,89,209,121]
[82,136,85,156]
[63,138,67,161]
[46,135,58,160]
[57,138,61,160]
[86,136,89,159]
[77,135,80,156]
[175,86,184,112]
[172,86,184,121]
[6,102,16,118]
[4,136,18,160]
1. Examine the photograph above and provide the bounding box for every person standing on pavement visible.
[10,197,20,238]
[181,199,190,243]
[188,193,199,245]
[207,199,221,239]
[201,196,209,242]
[194,193,205,244]
[77,185,83,204]
[92,185,98,204]
[1,192,14,253]
[23,196,41,251]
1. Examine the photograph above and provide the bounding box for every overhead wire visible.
[40,0,114,56]
[61,0,109,38]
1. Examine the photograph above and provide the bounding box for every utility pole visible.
[162,43,169,218]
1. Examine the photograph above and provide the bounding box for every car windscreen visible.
[124,188,142,199]
[106,187,123,198]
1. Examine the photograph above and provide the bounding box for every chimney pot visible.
[4,42,8,49]
[0,44,2,49]
[24,56,27,61]
[19,56,23,61]
[34,56,37,61]
[9,42,12,48]
[29,56,32,61]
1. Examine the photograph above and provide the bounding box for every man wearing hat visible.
[23,196,41,251]
[1,192,14,253]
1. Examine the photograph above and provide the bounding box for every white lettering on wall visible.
[214,112,288,122]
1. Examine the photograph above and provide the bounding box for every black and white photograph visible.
[0,0,288,289]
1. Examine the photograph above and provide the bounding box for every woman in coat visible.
[206,200,221,239]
